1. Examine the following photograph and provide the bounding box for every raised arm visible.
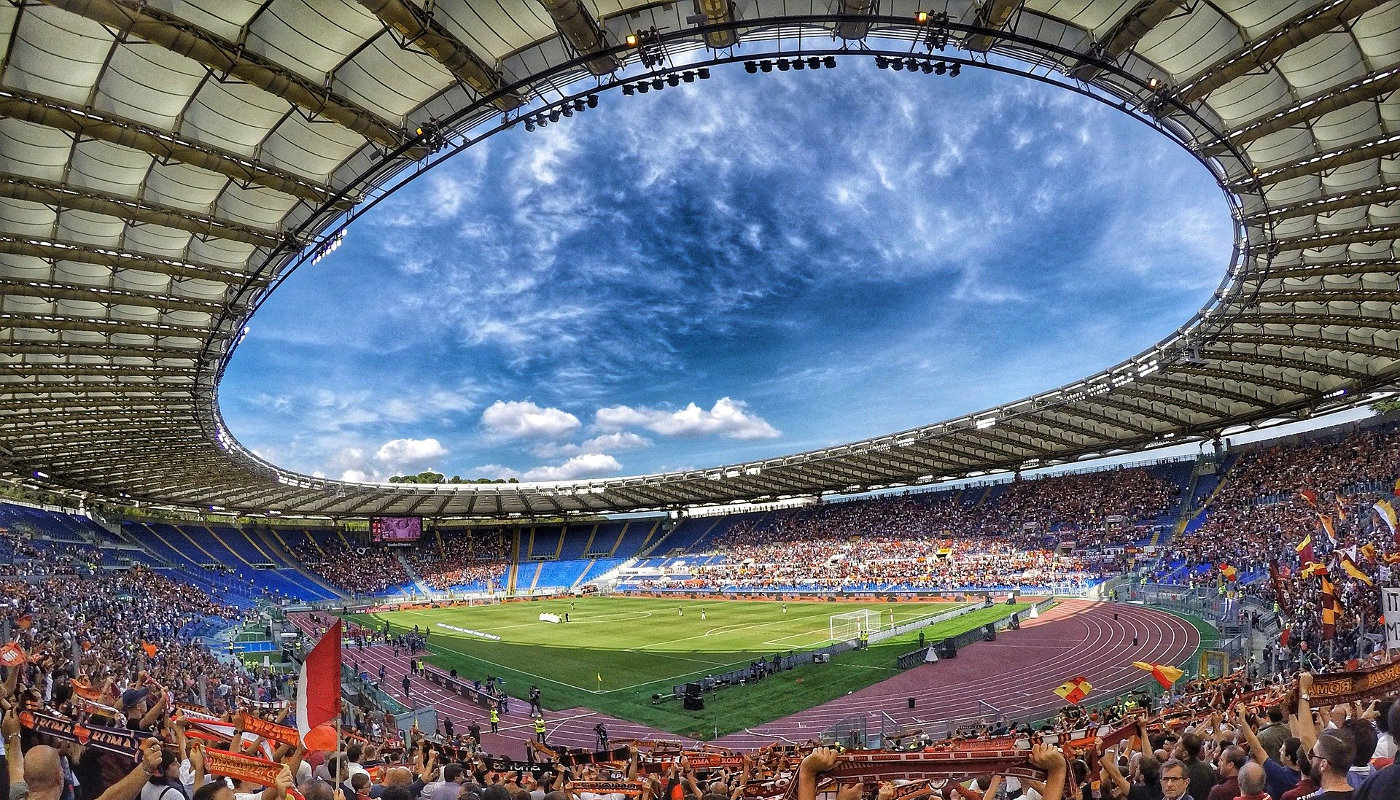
[796,748,840,800]
[1028,743,1067,800]
[95,738,163,800]
[1235,706,1266,765]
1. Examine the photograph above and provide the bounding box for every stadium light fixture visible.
[950,62,961,77]
[34,470,48,479]
[626,32,639,47]
[974,417,997,429]
[622,84,635,95]
[824,56,836,68]
[915,11,929,23]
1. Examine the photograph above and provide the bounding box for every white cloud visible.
[595,397,779,439]
[582,431,651,452]
[530,431,652,459]
[523,452,623,481]
[374,438,448,471]
[481,400,581,439]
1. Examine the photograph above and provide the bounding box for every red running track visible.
[291,599,1197,759]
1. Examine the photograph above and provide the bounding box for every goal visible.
[829,609,883,642]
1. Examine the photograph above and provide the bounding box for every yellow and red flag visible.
[140,641,158,659]
[1299,489,1319,506]
[1219,564,1238,582]
[16,614,32,630]
[1336,495,1349,521]
[1321,577,1338,640]
[1360,542,1378,564]
[1296,534,1316,567]
[1319,515,1337,545]
[1301,562,1328,578]
[1132,662,1183,689]
[1373,500,1397,539]
[1054,676,1092,704]
[1339,554,1373,586]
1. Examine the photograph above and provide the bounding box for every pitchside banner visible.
[1384,588,1400,650]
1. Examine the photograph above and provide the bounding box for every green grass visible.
[345,597,1033,738]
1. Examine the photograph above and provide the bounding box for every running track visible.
[289,599,1197,759]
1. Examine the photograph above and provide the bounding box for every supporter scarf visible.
[71,679,107,702]
[235,712,300,748]
[0,641,25,668]
[73,695,123,720]
[568,780,646,797]
[238,697,289,711]
[18,710,144,761]
[889,782,938,800]
[1289,661,1400,711]
[482,755,544,773]
[203,747,285,786]
[741,749,1047,800]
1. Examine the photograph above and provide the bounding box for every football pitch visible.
[347,597,1035,736]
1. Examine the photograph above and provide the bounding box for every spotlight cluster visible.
[619,68,711,95]
[521,94,600,132]
[742,56,838,73]
[625,27,667,69]
[874,56,961,76]
[309,230,345,265]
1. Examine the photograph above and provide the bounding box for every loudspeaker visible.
[938,638,957,659]
[683,696,705,711]
[983,624,996,642]
[684,682,702,698]
[1009,613,1020,631]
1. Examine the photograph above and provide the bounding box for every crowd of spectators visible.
[290,530,508,597]
[5,425,1400,800]
[1153,424,1400,665]
[634,466,1180,591]
[293,541,412,596]
[404,530,508,592]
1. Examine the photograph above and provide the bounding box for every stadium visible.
[2,2,1400,800]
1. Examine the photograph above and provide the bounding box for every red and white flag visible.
[296,620,341,749]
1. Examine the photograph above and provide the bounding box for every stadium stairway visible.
[395,552,435,596]
[249,528,347,599]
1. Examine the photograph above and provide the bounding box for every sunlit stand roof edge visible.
[1,0,1397,518]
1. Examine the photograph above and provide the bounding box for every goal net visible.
[829,609,883,642]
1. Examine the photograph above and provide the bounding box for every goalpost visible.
[829,609,883,642]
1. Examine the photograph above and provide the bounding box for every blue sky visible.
[219,58,1233,484]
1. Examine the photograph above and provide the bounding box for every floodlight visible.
[950,62,961,77]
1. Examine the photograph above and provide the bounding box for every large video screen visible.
[371,516,422,543]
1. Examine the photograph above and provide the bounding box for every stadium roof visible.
[2,0,1398,518]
